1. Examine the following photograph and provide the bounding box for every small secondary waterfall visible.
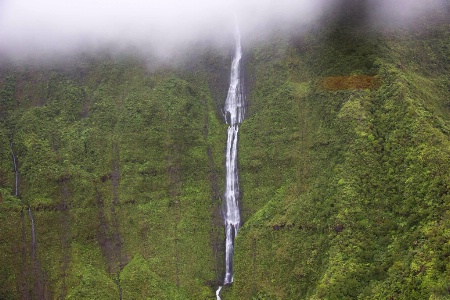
[217,23,245,299]
[28,206,37,259]
[10,141,37,259]
[10,141,19,197]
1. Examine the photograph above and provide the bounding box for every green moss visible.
[0,12,449,300]
[231,14,450,300]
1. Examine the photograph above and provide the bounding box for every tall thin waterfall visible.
[10,141,19,197]
[217,23,245,299]
[10,141,37,259]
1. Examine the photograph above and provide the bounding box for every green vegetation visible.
[0,10,449,300]
[230,12,450,300]
[0,57,227,299]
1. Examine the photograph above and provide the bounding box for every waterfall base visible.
[216,285,222,300]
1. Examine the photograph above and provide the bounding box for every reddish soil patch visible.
[321,75,380,91]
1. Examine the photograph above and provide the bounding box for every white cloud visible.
[0,0,446,62]
[0,0,333,60]
[369,0,448,25]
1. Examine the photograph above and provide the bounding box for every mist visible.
[0,0,447,63]
[368,0,448,25]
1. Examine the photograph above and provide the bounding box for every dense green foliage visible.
[0,57,228,299]
[0,10,449,300]
[230,13,450,300]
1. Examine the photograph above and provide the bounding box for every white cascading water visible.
[217,23,245,300]
[10,141,18,197]
[10,141,37,258]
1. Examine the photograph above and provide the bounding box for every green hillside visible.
[0,9,449,300]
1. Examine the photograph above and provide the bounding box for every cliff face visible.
[231,12,450,300]
[0,9,449,300]
[0,56,230,299]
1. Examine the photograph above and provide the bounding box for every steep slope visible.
[230,11,450,300]
[0,56,229,299]
[0,9,449,300]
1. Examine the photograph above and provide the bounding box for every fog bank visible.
[0,0,447,62]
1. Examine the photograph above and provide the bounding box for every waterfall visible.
[10,141,37,260]
[10,141,19,197]
[28,207,37,259]
[217,22,245,299]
